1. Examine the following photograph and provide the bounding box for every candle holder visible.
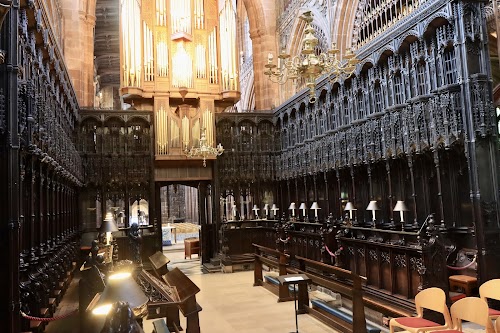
[271,204,279,220]
[263,203,269,220]
[252,204,260,220]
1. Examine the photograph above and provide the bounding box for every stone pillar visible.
[60,0,96,107]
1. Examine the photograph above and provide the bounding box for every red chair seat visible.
[450,293,466,303]
[394,317,440,328]
[488,308,500,315]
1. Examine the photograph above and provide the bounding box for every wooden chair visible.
[495,317,500,333]
[431,297,493,332]
[389,287,452,333]
[480,279,500,321]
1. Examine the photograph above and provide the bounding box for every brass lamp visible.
[91,271,149,318]
[393,200,409,224]
[299,203,307,220]
[310,201,321,221]
[100,213,119,245]
[366,201,380,225]
[288,202,297,218]
[344,202,356,221]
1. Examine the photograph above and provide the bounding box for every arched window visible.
[393,73,404,105]
[343,97,349,125]
[417,62,427,96]
[357,92,365,119]
[373,82,383,114]
[443,48,457,85]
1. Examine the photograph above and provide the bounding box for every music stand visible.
[277,274,311,333]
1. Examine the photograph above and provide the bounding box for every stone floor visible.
[45,244,337,333]
[44,244,492,333]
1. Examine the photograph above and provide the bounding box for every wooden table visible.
[163,225,177,243]
[184,238,200,259]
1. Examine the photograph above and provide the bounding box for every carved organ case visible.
[119,0,240,162]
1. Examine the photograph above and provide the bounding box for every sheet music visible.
[284,276,304,282]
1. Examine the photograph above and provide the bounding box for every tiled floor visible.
[46,244,338,333]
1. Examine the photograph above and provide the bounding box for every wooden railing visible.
[252,243,293,302]
[291,255,368,333]
[252,243,370,333]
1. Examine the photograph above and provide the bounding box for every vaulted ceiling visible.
[94,0,120,88]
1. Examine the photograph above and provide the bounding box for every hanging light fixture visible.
[184,127,224,167]
[264,11,359,103]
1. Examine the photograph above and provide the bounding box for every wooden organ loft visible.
[0,0,500,332]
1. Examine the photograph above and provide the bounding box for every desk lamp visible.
[344,202,356,223]
[366,201,380,227]
[393,200,409,227]
[100,213,119,245]
[91,271,148,318]
[310,202,321,221]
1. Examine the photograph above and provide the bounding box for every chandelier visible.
[264,11,359,103]
[184,127,224,167]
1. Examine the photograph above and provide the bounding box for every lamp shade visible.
[100,218,119,233]
[252,204,259,211]
[344,202,356,211]
[366,201,380,211]
[92,272,148,317]
[299,203,307,210]
[271,204,278,210]
[393,200,409,212]
[263,203,269,210]
[310,202,320,210]
[288,202,296,210]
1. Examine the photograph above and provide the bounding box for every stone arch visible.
[332,0,360,52]
[241,0,278,110]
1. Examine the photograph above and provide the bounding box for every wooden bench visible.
[253,244,294,302]
[253,244,399,332]
[291,255,370,333]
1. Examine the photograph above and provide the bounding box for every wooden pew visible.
[253,243,294,302]
[290,255,369,333]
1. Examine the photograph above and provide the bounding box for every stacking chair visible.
[430,297,492,332]
[479,279,500,320]
[389,287,452,333]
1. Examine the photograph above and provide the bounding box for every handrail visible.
[345,226,419,236]
[295,255,354,279]
[294,255,368,333]
[342,214,434,236]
